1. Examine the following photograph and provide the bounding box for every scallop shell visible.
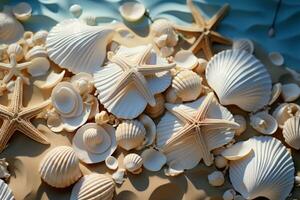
[228,136,295,200]
[269,83,282,105]
[7,43,23,61]
[46,19,115,74]
[232,39,254,54]
[39,146,82,188]
[70,173,115,200]
[116,120,146,151]
[269,52,284,66]
[12,2,32,21]
[233,115,247,136]
[283,116,300,150]
[32,30,48,46]
[119,2,145,22]
[123,153,143,174]
[33,70,65,89]
[206,49,272,112]
[141,148,166,172]
[281,83,300,102]
[25,45,47,61]
[105,156,118,170]
[174,50,198,70]
[272,103,300,128]
[70,72,94,95]
[145,93,165,118]
[0,179,14,200]
[250,111,278,135]
[27,57,50,77]
[138,114,156,147]
[172,70,202,102]
[69,4,82,18]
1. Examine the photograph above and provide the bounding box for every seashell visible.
[160,46,174,57]
[250,111,278,135]
[282,116,300,150]
[70,173,115,200]
[193,58,207,74]
[174,50,198,70]
[272,103,300,128]
[141,148,166,172]
[112,168,126,185]
[95,111,110,125]
[0,9,24,44]
[39,146,82,188]
[27,57,50,77]
[82,15,97,26]
[164,163,184,177]
[105,156,118,170]
[172,70,202,102]
[69,4,82,18]
[116,120,146,151]
[228,136,295,200]
[0,179,14,200]
[286,67,300,81]
[119,2,145,22]
[269,51,284,66]
[23,31,34,48]
[86,95,99,120]
[165,88,182,104]
[25,46,47,61]
[221,140,253,161]
[214,155,228,169]
[269,83,282,105]
[206,49,272,112]
[7,43,23,61]
[70,72,94,95]
[233,115,246,136]
[33,70,65,89]
[145,93,165,118]
[123,153,143,174]
[152,19,175,38]
[46,19,115,74]
[72,123,117,164]
[0,44,8,61]
[12,2,32,21]
[0,158,9,180]
[32,30,48,46]
[232,39,254,54]
[208,171,225,187]
[223,189,236,200]
[138,114,156,147]
[153,34,168,48]
[281,83,300,102]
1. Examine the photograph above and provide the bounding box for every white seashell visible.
[112,168,126,185]
[7,43,23,61]
[69,4,82,18]
[272,103,300,128]
[174,50,198,70]
[234,195,246,200]
[281,83,300,102]
[70,173,115,200]
[86,95,99,120]
[193,58,207,74]
[22,31,34,48]
[222,189,236,200]
[95,111,110,125]
[32,30,48,46]
[27,57,50,77]
[145,93,165,118]
[233,115,246,136]
[0,179,14,200]
[269,52,284,66]
[221,140,253,161]
[116,120,146,151]
[138,114,156,147]
[12,2,32,21]
[282,116,300,150]
[105,156,118,170]
[232,39,254,54]
[214,155,228,169]
[141,148,166,172]
[152,19,174,37]
[165,88,181,104]
[25,46,47,61]
[160,46,174,57]
[228,136,295,200]
[123,153,143,174]
[172,70,202,102]
[82,15,97,26]
[250,111,278,135]
[208,171,225,187]
[164,163,184,177]
[0,159,10,180]
[269,83,282,105]
[206,50,272,112]
[33,70,65,89]
[46,19,115,74]
[153,34,168,48]
[286,67,300,81]
[39,146,82,188]
[72,123,117,164]
[70,72,94,95]
[119,2,145,22]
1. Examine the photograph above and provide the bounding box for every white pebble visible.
[208,171,225,187]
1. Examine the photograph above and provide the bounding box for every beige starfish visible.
[173,0,232,59]
[0,77,50,152]
[164,92,239,165]
[107,44,175,106]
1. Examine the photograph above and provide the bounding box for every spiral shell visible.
[123,153,143,174]
[283,116,300,150]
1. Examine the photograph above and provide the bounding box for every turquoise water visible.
[1,0,300,70]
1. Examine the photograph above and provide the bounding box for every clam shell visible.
[7,43,23,61]
[69,4,82,18]
[206,49,272,112]
[39,146,82,188]
[27,57,50,77]
[46,19,114,74]
[138,114,156,147]
[70,173,115,200]
[174,50,198,70]
[0,10,24,44]
[119,2,145,22]
[145,93,165,118]
[269,83,282,105]
[123,153,143,174]
[105,156,118,170]
[33,30,48,46]
[272,103,300,128]
[233,115,246,136]
[33,70,65,89]
[232,39,254,54]
[25,45,48,61]
[141,148,166,172]
[250,111,278,135]
[12,2,32,21]
[116,120,146,151]
[281,83,300,102]
[283,116,300,150]
[269,52,284,66]
[229,136,294,200]
[0,179,14,200]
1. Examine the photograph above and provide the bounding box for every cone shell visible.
[123,153,143,174]
[0,10,24,44]
[70,173,115,200]
[39,146,82,188]
[283,116,300,150]
[229,136,294,200]
[206,50,272,112]
[0,179,14,200]
[145,93,165,118]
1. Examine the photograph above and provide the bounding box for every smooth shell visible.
[33,30,48,46]
[221,140,253,161]
[105,156,118,170]
[138,114,156,147]
[232,39,254,54]
[119,2,145,22]
[269,83,282,105]
[7,43,23,61]
[283,116,300,150]
[0,10,24,44]
[208,171,225,187]
[25,45,48,61]
[112,168,126,185]
[269,52,284,66]
[174,50,198,70]
[12,2,32,21]
[272,103,300,128]
[69,4,82,18]
[0,179,14,200]
[33,70,65,89]
[141,148,166,172]
[123,153,143,174]
[27,57,50,77]
[250,111,278,135]
[233,115,247,136]
[281,83,300,102]
[214,155,228,169]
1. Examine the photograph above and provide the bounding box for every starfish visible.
[106,44,175,106]
[173,0,232,59]
[163,92,239,165]
[0,77,50,152]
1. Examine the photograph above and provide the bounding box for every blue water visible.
[1,0,300,70]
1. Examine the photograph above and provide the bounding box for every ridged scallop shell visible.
[7,43,23,61]
[228,136,294,200]
[272,103,300,128]
[116,120,146,151]
[250,111,278,135]
[283,116,300,150]
[46,19,115,74]
[70,173,115,200]
[145,93,165,118]
[123,153,143,174]
[232,39,254,54]
[119,1,145,22]
[206,50,272,112]
[0,179,14,200]
[25,45,47,61]
[39,146,82,188]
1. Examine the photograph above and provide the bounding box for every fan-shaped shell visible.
[283,116,300,150]
[123,153,143,174]
[250,111,278,135]
[46,19,115,74]
[39,146,82,188]
[206,50,272,112]
[141,148,166,172]
[272,103,300,128]
[232,39,254,54]
[116,120,146,151]
[7,43,23,61]
[119,1,145,22]
[0,179,14,200]
[28,57,50,77]
[70,173,115,200]
[0,10,24,44]
[25,45,47,61]
[229,136,295,200]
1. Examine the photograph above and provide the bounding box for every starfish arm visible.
[137,44,153,66]
[0,63,12,70]
[164,124,195,150]
[195,92,214,121]
[173,24,204,34]
[207,3,230,30]
[107,52,131,71]
[0,105,13,119]
[17,119,49,144]
[202,35,214,59]
[2,71,14,84]
[165,104,195,124]
[210,31,232,45]
[200,118,240,130]
[0,120,16,152]
[132,72,156,106]
[10,78,23,113]
[138,63,175,75]
[189,33,206,55]
[20,99,51,119]
[187,0,206,26]
[17,62,32,70]
[194,126,213,166]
